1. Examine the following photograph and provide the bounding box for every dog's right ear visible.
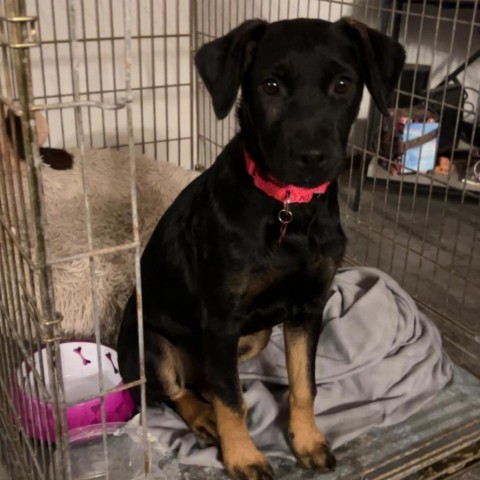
[337,18,405,116]
[195,19,268,119]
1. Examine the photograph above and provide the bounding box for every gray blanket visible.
[146,267,453,468]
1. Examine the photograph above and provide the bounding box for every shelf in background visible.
[366,155,480,194]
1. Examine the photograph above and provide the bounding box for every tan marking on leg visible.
[284,328,335,471]
[238,328,272,363]
[153,334,200,397]
[173,390,218,445]
[151,335,217,444]
[285,333,323,443]
[151,334,185,399]
[213,397,273,479]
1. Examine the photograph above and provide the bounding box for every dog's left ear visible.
[195,19,268,119]
[338,18,406,116]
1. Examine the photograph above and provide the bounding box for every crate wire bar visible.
[0,0,152,478]
[0,1,69,479]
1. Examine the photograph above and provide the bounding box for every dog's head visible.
[195,18,405,187]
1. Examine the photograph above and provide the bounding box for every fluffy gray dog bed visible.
[12,149,198,343]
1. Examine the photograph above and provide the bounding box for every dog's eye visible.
[332,77,352,95]
[262,79,280,96]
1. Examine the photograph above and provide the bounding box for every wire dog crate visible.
[0,0,479,479]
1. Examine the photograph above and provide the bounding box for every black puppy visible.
[118,17,404,480]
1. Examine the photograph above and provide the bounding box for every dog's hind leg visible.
[238,328,272,363]
[118,299,218,445]
[172,390,219,446]
[150,333,219,446]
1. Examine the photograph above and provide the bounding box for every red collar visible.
[244,150,330,203]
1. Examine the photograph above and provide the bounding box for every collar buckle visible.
[278,191,292,244]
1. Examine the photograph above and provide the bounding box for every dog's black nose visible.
[297,150,325,167]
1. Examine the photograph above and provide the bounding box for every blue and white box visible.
[402,122,439,173]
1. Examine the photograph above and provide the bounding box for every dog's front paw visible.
[229,461,275,480]
[290,432,336,472]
